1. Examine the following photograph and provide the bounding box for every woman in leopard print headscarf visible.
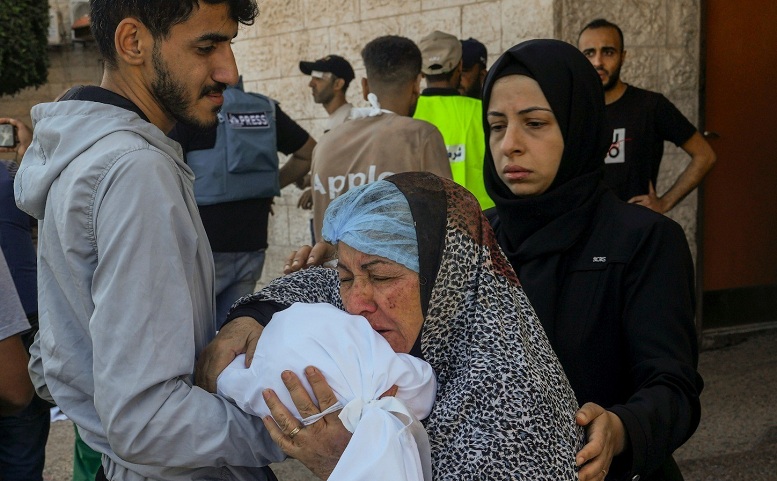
[222,171,581,480]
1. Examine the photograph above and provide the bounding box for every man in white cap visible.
[413,31,492,209]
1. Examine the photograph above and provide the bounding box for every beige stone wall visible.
[560,0,703,255]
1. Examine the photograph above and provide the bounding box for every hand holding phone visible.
[0,123,18,148]
[0,118,33,157]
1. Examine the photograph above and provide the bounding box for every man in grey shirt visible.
[14,1,283,479]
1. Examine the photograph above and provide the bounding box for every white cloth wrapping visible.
[348,93,394,119]
[217,302,437,481]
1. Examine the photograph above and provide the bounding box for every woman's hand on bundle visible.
[575,402,627,480]
[262,366,351,480]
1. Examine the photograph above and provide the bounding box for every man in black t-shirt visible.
[171,102,315,328]
[578,18,716,213]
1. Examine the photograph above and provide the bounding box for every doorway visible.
[701,0,777,329]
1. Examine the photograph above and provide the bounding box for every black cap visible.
[461,38,487,69]
[299,55,355,82]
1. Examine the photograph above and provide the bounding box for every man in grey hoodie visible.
[13,1,284,480]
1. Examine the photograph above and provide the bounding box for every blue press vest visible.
[188,84,279,205]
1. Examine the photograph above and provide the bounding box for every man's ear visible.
[413,73,422,96]
[361,77,370,101]
[333,77,345,92]
[115,18,148,66]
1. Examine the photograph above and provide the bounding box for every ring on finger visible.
[288,425,302,439]
[601,468,607,477]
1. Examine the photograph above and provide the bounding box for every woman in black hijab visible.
[483,39,703,481]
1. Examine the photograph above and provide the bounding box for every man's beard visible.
[313,79,336,105]
[462,79,482,99]
[315,88,335,105]
[151,45,224,129]
[602,63,622,92]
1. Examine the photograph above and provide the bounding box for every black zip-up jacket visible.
[489,190,703,481]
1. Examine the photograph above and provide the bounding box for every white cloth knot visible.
[339,396,415,433]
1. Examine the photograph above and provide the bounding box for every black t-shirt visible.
[171,104,309,252]
[420,87,460,97]
[603,85,697,200]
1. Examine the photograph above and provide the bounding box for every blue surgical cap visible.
[322,180,419,273]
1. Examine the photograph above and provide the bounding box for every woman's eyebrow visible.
[487,106,553,117]
[361,259,392,270]
[335,263,352,274]
[518,106,553,115]
[338,258,396,273]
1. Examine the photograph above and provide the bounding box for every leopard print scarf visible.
[232,172,581,479]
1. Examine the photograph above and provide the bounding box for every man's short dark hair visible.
[91,0,259,69]
[579,18,625,51]
[424,69,456,85]
[361,35,421,87]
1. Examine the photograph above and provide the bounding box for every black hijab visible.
[482,39,611,328]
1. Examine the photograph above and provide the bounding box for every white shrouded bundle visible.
[217,302,437,481]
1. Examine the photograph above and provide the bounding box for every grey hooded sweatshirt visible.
[15,98,283,480]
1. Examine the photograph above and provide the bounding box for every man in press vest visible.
[175,78,316,328]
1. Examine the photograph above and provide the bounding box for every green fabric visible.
[73,424,102,481]
[414,95,494,209]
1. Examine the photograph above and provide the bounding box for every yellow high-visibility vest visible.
[414,94,494,209]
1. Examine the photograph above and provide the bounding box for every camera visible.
[0,123,18,148]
